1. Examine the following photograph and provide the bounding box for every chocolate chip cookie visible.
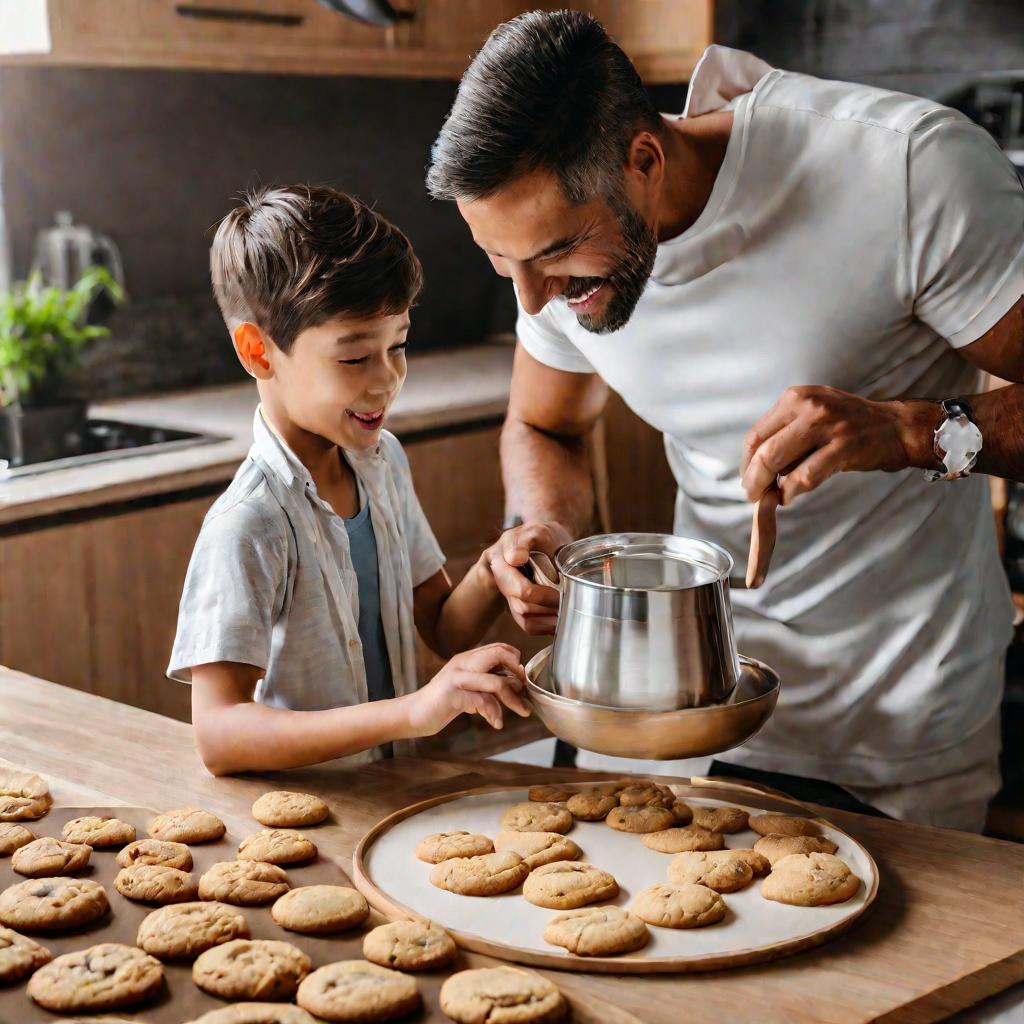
[297,961,420,1022]
[148,807,226,844]
[543,906,649,957]
[760,852,861,906]
[27,942,163,1012]
[440,967,566,1024]
[415,830,494,864]
[493,830,581,870]
[641,825,725,853]
[500,802,573,834]
[618,783,675,808]
[691,804,750,834]
[363,919,458,971]
[137,901,249,959]
[565,790,618,821]
[251,791,329,828]
[271,885,369,934]
[199,861,290,906]
[62,815,137,848]
[0,925,51,983]
[238,829,317,865]
[605,804,675,833]
[720,847,771,877]
[631,882,726,929]
[429,850,529,896]
[0,876,109,931]
[193,938,310,1000]
[753,833,838,866]
[522,861,618,910]
[12,837,91,877]
[114,863,198,904]
[528,785,573,802]
[187,1006,320,1024]
[667,851,755,893]
[0,823,34,856]
[0,769,50,822]
[749,812,821,837]
[116,838,193,871]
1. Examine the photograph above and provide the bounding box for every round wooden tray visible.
[351,778,880,974]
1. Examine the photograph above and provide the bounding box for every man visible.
[427,12,1024,831]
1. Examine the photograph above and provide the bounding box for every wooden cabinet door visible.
[11,0,710,81]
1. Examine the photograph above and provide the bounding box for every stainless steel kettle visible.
[30,211,125,292]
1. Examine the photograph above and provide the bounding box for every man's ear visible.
[232,322,274,380]
[624,131,665,197]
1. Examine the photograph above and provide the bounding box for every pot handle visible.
[521,551,560,590]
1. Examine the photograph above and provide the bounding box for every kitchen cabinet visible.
[0,0,713,82]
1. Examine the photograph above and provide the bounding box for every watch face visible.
[937,415,982,475]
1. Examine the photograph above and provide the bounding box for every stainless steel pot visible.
[531,533,740,711]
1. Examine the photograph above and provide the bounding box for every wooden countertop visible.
[2,665,1023,1023]
[0,343,514,528]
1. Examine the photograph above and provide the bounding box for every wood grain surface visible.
[2,665,1023,1023]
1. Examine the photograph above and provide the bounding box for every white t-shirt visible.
[516,46,1023,786]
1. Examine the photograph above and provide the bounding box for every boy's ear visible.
[232,322,273,380]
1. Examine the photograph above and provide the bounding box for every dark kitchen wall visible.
[716,0,1024,98]
[0,64,685,401]
[0,68,504,398]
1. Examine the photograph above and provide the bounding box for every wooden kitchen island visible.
[2,665,1022,1024]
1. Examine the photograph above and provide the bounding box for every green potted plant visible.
[0,268,123,467]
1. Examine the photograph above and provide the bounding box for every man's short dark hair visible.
[427,10,663,204]
[210,185,422,353]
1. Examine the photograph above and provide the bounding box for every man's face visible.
[269,311,409,452]
[458,167,657,335]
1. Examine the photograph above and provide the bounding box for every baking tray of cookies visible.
[0,805,455,1022]
[352,780,879,974]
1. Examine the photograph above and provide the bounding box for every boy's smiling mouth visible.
[346,407,386,431]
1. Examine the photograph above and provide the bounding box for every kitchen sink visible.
[0,418,227,479]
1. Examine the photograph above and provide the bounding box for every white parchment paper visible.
[362,788,877,967]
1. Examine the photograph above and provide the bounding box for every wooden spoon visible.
[745,484,780,590]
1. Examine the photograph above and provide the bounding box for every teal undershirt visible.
[343,498,395,705]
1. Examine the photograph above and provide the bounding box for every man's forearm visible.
[895,383,1024,481]
[499,415,598,537]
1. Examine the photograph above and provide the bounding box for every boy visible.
[168,185,530,775]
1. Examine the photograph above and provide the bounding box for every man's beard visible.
[562,199,657,334]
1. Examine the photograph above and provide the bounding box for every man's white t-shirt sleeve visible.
[907,112,1024,347]
[515,295,596,373]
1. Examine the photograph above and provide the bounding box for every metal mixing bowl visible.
[525,646,780,760]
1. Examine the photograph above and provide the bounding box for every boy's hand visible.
[483,521,569,636]
[407,643,531,735]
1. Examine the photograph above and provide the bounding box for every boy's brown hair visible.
[210,184,422,353]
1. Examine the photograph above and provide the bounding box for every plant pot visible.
[0,400,87,468]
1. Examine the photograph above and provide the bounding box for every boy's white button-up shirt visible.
[168,409,445,764]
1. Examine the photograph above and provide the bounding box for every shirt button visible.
[349,638,360,649]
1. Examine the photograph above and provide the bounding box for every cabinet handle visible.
[174,5,304,27]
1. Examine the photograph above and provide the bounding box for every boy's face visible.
[269,311,409,452]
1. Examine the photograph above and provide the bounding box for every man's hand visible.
[741,385,926,504]
[482,521,570,636]
[406,643,530,736]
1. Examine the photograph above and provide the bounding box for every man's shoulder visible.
[756,67,957,139]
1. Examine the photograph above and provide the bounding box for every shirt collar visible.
[252,405,384,497]
[683,45,773,119]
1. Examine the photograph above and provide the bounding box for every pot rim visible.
[553,533,734,594]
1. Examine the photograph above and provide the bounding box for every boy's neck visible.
[260,400,359,517]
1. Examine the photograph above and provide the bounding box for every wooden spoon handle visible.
[745,485,780,590]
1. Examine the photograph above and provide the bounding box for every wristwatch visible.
[925,398,983,482]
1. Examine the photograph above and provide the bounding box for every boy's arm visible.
[191,662,420,775]
[191,647,530,775]
[413,561,507,658]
